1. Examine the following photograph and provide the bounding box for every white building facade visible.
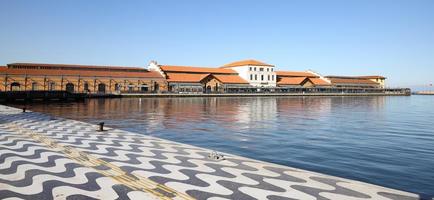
[221,60,277,87]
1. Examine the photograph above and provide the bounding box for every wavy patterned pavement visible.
[0,105,422,200]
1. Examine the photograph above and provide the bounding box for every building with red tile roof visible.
[165,73,210,83]
[309,78,331,86]
[212,74,249,84]
[7,62,147,71]
[277,77,309,86]
[1,63,166,93]
[355,76,386,88]
[0,59,387,94]
[275,70,331,87]
[325,76,381,88]
[160,65,236,74]
[275,71,318,78]
[219,59,276,87]
[148,61,250,93]
[147,60,386,91]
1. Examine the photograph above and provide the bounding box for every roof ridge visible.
[222,59,274,68]
[161,65,218,69]
[8,62,143,69]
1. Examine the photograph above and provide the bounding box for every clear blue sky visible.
[1,0,433,88]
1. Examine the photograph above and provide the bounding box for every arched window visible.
[141,84,148,92]
[31,82,38,91]
[83,82,89,92]
[48,82,56,91]
[97,83,106,93]
[128,84,134,92]
[10,82,20,91]
[65,83,74,93]
[114,83,121,92]
[153,83,159,92]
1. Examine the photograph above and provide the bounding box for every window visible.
[250,74,253,80]
[98,83,106,93]
[84,82,89,92]
[259,68,264,71]
[153,83,159,92]
[267,68,269,72]
[65,83,74,93]
[10,82,20,91]
[115,83,121,92]
[141,85,148,92]
[31,82,38,91]
[254,67,256,71]
[255,74,257,80]
[268,75,270,81]
[272,75,275,81]
[271,68,273,72]
[48,82,55,91]
[261,75,264,81]
[249,67,252,71]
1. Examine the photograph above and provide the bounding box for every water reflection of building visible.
[234,98,277,129]
[277,97,332,115]
[25,96,386,136]
[274,97,332,129]
[78,97,384,131]
[69,98,169,133]
[329,96,386,112]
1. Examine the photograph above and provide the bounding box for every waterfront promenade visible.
[0,105,421,200]
[413,91,434,95]
[117,91,409,98]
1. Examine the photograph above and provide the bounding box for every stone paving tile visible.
[0,105,421,200]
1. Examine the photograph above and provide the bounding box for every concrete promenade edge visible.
[116,92,410,98]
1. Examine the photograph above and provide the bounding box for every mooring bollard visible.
[98,122,104,131]
[22,107,26,113]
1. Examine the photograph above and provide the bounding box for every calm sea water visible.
[9,96,434,198]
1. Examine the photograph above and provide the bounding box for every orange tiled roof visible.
[356,76,386,79]
[8,62,146,71]
[160,65,236,74]
[165,73,210,83]
[276,71,318,77]
[327,78,379,85]
[309,78,331,85]
[221,59,274,68]
[277,77,308,85]
[0,67,164,78]
[212,74,249,84]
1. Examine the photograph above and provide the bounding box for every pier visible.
[0,105,421,200]
[413,91,434,95]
